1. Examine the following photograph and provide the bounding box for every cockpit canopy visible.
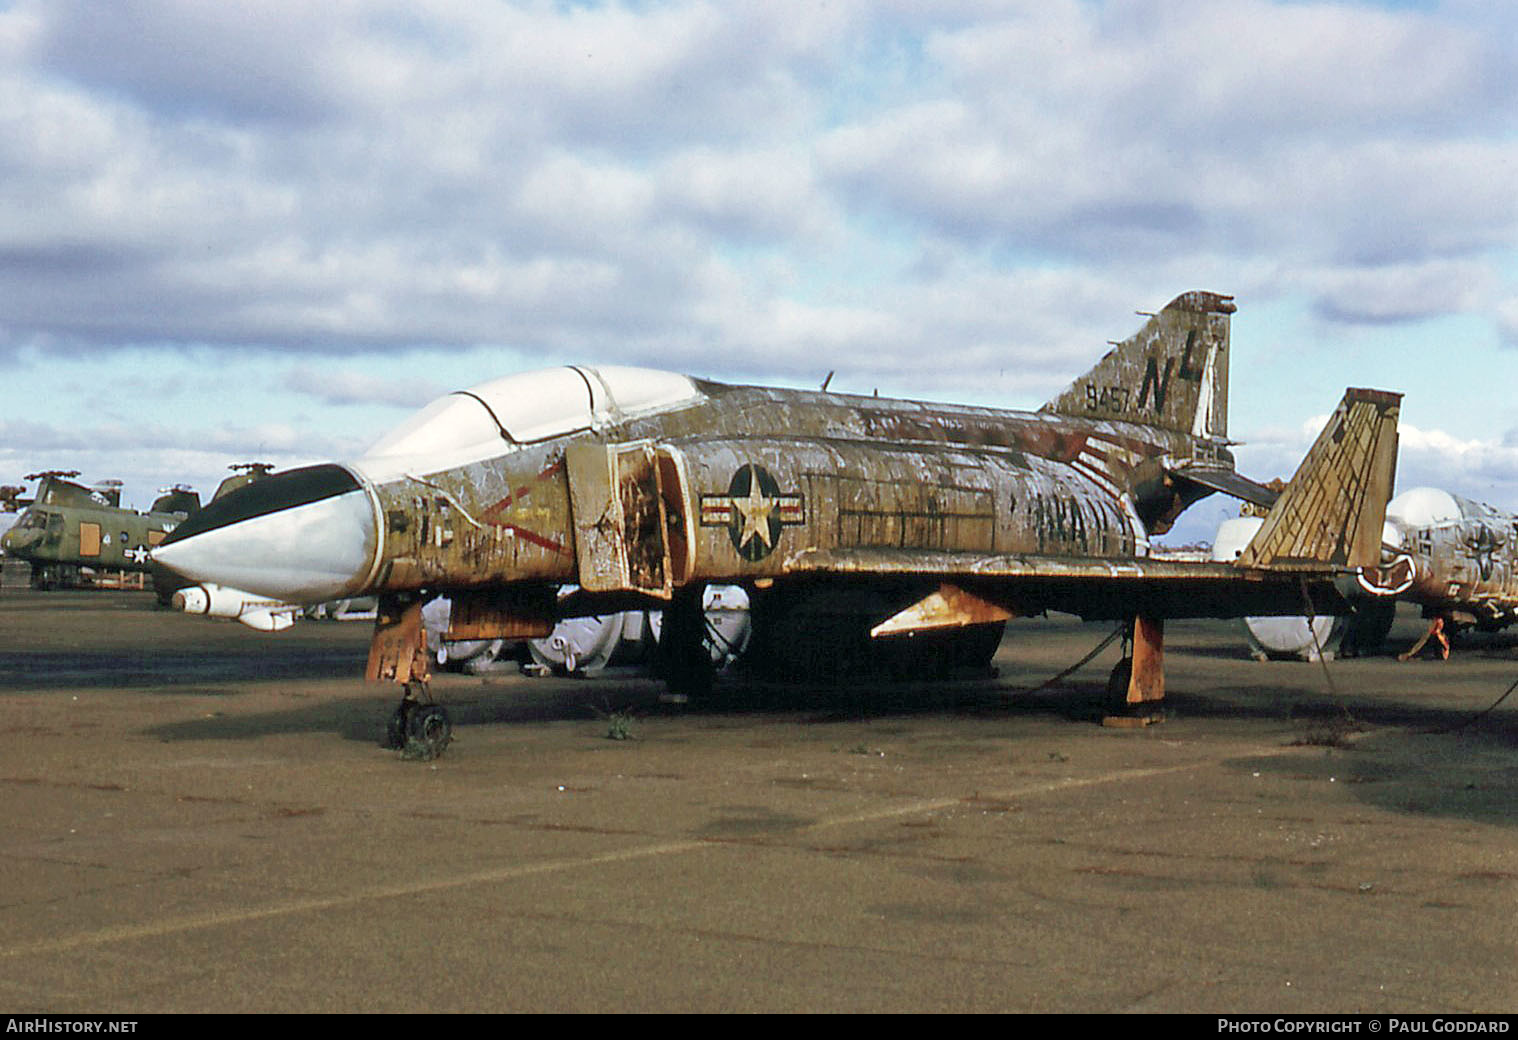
[356,365,703,481]
[1386,487,1488,530]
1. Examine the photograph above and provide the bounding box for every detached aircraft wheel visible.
[404,704,453,760]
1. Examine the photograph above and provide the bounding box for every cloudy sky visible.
[3,0,1516,543]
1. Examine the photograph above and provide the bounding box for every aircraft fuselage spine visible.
[351,384,1210,596]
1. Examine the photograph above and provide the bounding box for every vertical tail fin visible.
[1042,290,1234,439]
[1235,388,1401,570]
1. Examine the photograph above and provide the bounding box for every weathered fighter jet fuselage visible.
[154,291,1402,757]
[359,381,1219,595]
[1364,487,1518,635]
[160,292,1238,606]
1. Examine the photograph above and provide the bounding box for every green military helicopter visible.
[207,462,275,501]
[1,470,203,590]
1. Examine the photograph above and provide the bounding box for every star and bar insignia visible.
[700,463,804,561]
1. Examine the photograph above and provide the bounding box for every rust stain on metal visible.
[445,586,556,640]
[871,583,1016,637]
[365,597,431,684]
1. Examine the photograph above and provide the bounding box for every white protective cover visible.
[1212,516,1341,659]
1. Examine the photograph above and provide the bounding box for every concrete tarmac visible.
[1,589,1515,1013]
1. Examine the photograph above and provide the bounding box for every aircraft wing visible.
[782,546,1355,623]
[783,386,1401,634]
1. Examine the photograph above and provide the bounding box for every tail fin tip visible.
[1042,289,1234,438]
[1165,290,1236,316]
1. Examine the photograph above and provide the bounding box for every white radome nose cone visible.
[153,489,378,603]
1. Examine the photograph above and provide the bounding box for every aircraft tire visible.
[660,588,715,700]
[1340,600,1396,657]
[666,655,714,701]
[1105,658,1133,715]
[404,704,453,760]
[942,621,1005,675]
[385,703,412,750]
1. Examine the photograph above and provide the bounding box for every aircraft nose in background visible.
[152,464,380,603]
[1,526,41,554]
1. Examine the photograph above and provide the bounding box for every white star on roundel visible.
[734,471,776,550]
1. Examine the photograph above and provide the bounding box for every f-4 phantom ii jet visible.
[1220,485,1518,662]
[154,291,1402,757]
[1358,487,1518,659]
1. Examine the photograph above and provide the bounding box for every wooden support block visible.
[1102,712,1165,729]
[1128,615,1165,704]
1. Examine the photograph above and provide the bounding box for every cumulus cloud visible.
[1232,414,1518,516]
[1172,413,1518,549]
[833,4,1516,265]
[2,0,1517,498]
[1396,422,1518,496]
[0,415,368,510]
[1,0,1511,375]
[1496,296,1518,348]
[1308,260,1494,325]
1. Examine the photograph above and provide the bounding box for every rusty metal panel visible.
[445,586,555,640]
[565,441,673,598]
[371,451,577,591]
[566,441,622,592]
[822,474,995,552]
[674,434,1151,582]
[657,448,695,584]
[618,444,670,595]
[365,597,431,684]
[871,583,1015,636]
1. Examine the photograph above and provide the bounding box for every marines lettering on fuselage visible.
[1028,491,1133,556]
